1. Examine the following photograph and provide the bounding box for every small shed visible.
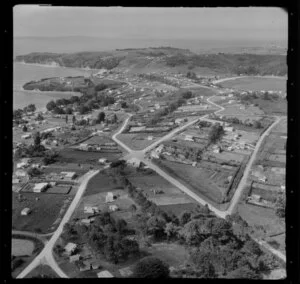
[33,182,48,193]
[109,205,119,212]
[21,208,31,216]
[64,242,77,255]
[105,192,115,203]
[99,158,108,164]
[69,254,81,263]
[97,270,114,278]
[84,206,99,214]
[81,218,93,225]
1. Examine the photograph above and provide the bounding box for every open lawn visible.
[57,148,122,164]
[12,192,72,233]
[220,77,286,92]
[237,202,285,239]
[117,133,163,150]
[127,172,195,205]
[219,104,264,116]
[12,238,34,256]
[154,159,225,206]
[159,203,200,216]
[84,170,127,197]
[25,265,59,278]
[145,242,189,268]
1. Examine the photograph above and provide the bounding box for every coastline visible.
[14,61,101,72]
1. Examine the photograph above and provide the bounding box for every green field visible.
[220,77,286,92]
[12,192,72,233]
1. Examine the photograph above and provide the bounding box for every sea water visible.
[13,63,88,111]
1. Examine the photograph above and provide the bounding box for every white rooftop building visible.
[33,182,48,193]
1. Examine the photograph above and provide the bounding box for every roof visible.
[61,172,76,177]
[97,270,114,278]
[21,207,30,213]
[33,183,48,190]
[64,242,77,252]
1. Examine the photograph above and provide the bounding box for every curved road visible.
[212,75,287,85]
[17,169,101,279]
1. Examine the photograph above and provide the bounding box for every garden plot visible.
[208,151,246,164]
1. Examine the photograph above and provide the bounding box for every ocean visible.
[13,63,88,111]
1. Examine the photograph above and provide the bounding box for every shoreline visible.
[14,61,101,72]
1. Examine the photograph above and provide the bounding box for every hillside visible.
[15,47,287,76]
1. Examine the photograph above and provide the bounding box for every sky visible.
[14,6,287,42]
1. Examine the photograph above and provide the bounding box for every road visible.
[12,230,52,245]
[112,92,286,262]
[255,239,286,262]
[212,75,286,85]
[16,169,101,279]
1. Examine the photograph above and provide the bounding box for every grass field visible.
[154,159,225,206]
[220,77,286,92]
[84,170,127,197]
[158,203,200,216]
[12,239,34,256]
[219,104,264,116]
[127,171,196,206]
[12,192,72,233]
[25,265,59,278]
[57,148,122,164]
[117,133,163,150]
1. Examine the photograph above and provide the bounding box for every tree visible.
[72,115,76,124]
[189,250,217,278]
[133,257,170,278]
[130,204,137,213]
[35,113,44,121]
[164,222,179,240]
[22,125,28,132]
[179,211,191,226]
[112,114,118,124]
[79,105,89,115]
[33,132,41,147]
[115,219,128,234]
[52,106,65,114]
[26,104,36,113]
[97,112,106,123]
[46,100,56,111]
[146,216,166,240]
[121,101,128,108]
[13,109,23,120]
[208,123,224,144]
[43,150,59,165]
[27,167,42,178]
[242,239,262,256]
[275,193,285,218]
[65,107,73,115]
[253,120,262,129]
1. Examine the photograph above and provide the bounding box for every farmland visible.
[117,133,163,150]
[219,77,286,92]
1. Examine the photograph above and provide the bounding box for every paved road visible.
[12,230,51,245]
[254,238,286,262]
[16,169,101,279]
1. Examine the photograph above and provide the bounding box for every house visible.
[156,144,164,154]
[84,206,99,214]
[105,192,115,203]
[251,194,262,202]
[33,182,48,193]
[147,136,154,141]
[17,162,29,169]
[98,158,108,164]
[81,218,94,225]
[64,243,77,255]
[281,185,286,191]
[109,205,119,212]
[15,170,27,177]
[184,135,194,142]
[151,151,160,159]
[69,254,81,263]
[224,126,234,132]
[258,176,267,183]
[21,134,31,139]
[61,172,77,180]
[127,158,141,168]
[12,178,20,184]
[192,162,197,167]
[97,270,114,278]
[21,208,31,216]
[213,147,221,153]
[175,118,185,124]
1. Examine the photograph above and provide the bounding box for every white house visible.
[17,162,29,169]
[81,218,94,225]
[21,134,31,139]
[109,205,119,212]
[105,192,115,203]
[61,172,77,180]
[15,170,27,177]
[99,158,108,164]
[127,158,141,168]
[64,243,77,255]
[84,206,99,214]
[21,208,31,216]
[33,183,48,193]
[97,270,114,278]
[224,126,234,132]
[184,135,194,142]
[151,151,160,159]
[69,254,81,263]
[147,136,154,141]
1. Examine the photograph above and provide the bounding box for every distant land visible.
[15,47,287,77]
[14,36,287,58]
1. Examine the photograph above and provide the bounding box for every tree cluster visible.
[208,123,225,144]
